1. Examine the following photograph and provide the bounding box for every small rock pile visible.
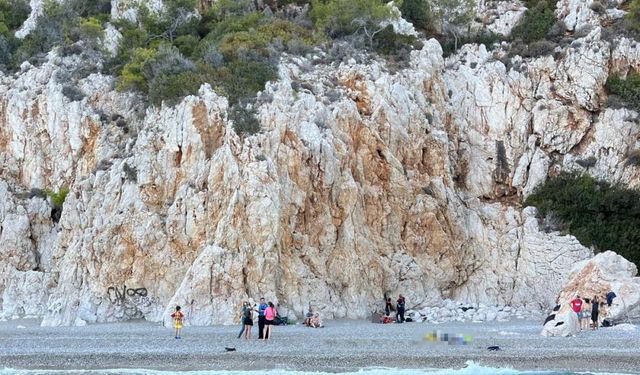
[406,300,544,324]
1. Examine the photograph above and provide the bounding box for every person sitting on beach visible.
[170,305,184,339]
[310,313,323,328]
[304,307,314,327]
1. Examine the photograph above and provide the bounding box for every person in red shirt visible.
[570,295,583,316]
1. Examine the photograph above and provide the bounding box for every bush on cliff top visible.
[525,173,640,267]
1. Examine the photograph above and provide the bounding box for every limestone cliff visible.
[1,0,639,326]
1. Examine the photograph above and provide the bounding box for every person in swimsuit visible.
[591,296,600,330]
[580,298,591,331]
[263,301,277,340]
[171,305,184,339]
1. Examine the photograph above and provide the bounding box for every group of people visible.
[169,297,278,340]
[570,292,616,331]
[303,307,323,328]
[237,298,278,340]
[381,294,406,324]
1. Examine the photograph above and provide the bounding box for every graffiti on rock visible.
[107,285,157,320]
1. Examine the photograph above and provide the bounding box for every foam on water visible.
[0,362,634,375]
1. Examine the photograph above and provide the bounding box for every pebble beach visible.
[0,319,639,373]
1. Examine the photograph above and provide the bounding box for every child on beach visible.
[171,306,184,339]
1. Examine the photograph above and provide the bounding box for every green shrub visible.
[525,173,640,267]
[511,0,556,44]
[0,0,31,33]
[625,150,640,167]
[310,0,391,39]
[44,187,70,209]
[628,0,640,31]
[229,105,261,135]
[174,34,200,57]
[373,25,422,56]
[116,47,158,92]
[149,70,203,105]
[211,57,279,105]
[441,31,504,57]
[399,0,434,33]
[606,73,640,112]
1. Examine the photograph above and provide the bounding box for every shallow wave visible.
[0,362,634,375]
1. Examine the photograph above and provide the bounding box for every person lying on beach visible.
[171,305,184,339]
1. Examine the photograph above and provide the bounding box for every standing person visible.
[237,302,249,339]
[243,303,255,339]
[591,296,600,330]
[171,305,184,339]
[385,297,393,317]
[570,295,583,317]
[396,294,406,323]
[606,291,616,307]
[580,298,591,331]
[257,297,268,339]
[263,301,277,340]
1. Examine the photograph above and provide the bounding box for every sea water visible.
[0,363,635,375]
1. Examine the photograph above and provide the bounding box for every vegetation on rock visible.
[606,73,640,112]
[525,173,640,267]
[511,0,556,44]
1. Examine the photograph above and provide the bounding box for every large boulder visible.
[555,251,640,325]
[541,303,580,337]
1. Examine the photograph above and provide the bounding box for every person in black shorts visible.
[591,296,600,330]
[242,303,255,339]
[396,294,406,323]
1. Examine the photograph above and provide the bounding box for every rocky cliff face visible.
[1,0,639,326]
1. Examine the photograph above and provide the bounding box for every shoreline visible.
[1,319,639,373]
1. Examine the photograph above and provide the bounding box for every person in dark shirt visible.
[591,296,600,330]
[606,291,616,307]
[385,297,393,317]
[258,297,268,339]
[396,294,406,323]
